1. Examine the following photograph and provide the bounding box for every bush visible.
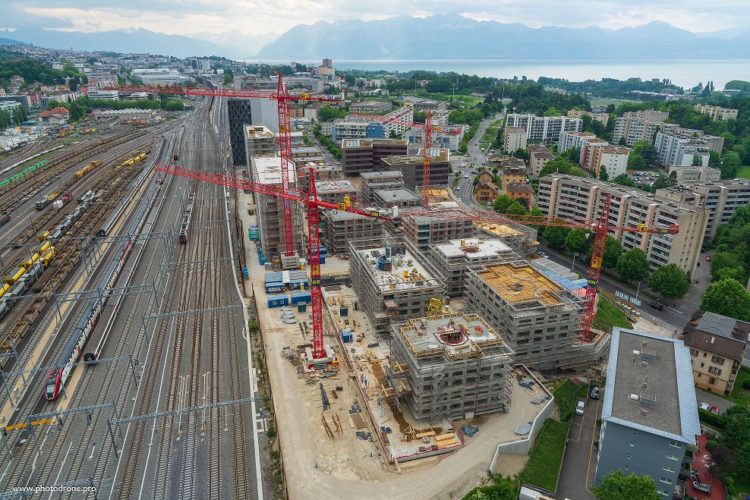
[743,380,750,390]
[698,408,724,429]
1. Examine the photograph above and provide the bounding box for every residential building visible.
[131,68,191,85]
[0,101,24,124]
[0,95,32,112]
[537,175,708,273]
[401,96,447,112]
[597,145,631,178]
[612,110,669,146]
[234,74,277,92]
[567,109,610,127]
[428,238,517,296]
[502,167,526,190]
[349,241,444,336]
[244,125,277,163]
[380,147,451,190]
[503,127,528,152]
[682,312,749,396]
[331,120,380,141]
[505,113,583,143]
[506,183,534,207]
[465,262,597,370]
[580,139,610,172]
[694,104,738,121]
[389,313,513,421]
[228,99,254,165]
[322,210,383,255]
[360,170,405,204]
[249,156,305,258]
[401,209,475,251]
[654,128,723,167]
[528,145,555,176]
[558,131,597,154]
[595,328,700,498]
[350,101,393,114]
[655,179,750,240]
[474,171,500,204]
[666,166,720,183]
[403,124,467,152]
[40,92,78,108]
[341,138,408,176]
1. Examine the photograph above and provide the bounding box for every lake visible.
[258,59,750,89]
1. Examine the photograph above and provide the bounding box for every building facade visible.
[528,145,555,176]
[228,99,254,165]
[612,110,669,146]
[505,113,583,143]
[322,210,384,255]
[341,138,408,176]
[595,328,700,498]
[694,104,738,121]
[503,126,528,152]
[537,175,708,273]
[380,147,451,190]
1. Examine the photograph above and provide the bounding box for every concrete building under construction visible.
[401,208,475,251]
[360,170,404,204]
[321,210,384,255]
[389,313,514,421]
[349,241,444,336]
[466,262,590,370]
[315,179,358,205]
[429,238,518,297]
[244,125,277,163]
[475,221,539,256]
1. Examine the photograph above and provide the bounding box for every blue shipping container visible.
[291,291,311,304]
[267,294,289,308]
[342,329,353,343]
[242,266,249,279]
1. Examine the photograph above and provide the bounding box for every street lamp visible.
[635,280,642,301]
[570,252,579,272]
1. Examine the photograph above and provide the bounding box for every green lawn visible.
[553,379,588,422]
[737,165,750,179]
[520,419,570,492]
[592,297,633,334]
[479,120,502,150]
[729,367,750,406]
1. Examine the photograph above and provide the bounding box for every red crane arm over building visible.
[155,163,391,362]
[401,201,678,341]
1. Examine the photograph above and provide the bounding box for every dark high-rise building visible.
[228,99,253,165]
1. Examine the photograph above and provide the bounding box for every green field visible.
[737,165,750,179]
[520,419,570,492]
[730,367,750,406]
[479,120,502,150]
[592,297,633,334]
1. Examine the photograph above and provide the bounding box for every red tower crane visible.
[401,196,679,341]
[421,110,433,206]
[94,77,342,257]
[155,163,392,362]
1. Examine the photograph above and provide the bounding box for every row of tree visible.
[312,125,341,159]
[0,105,27,129]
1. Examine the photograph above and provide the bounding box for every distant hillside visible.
[8,28,227,58]
[0,37,25,46]
[256,15,750,60]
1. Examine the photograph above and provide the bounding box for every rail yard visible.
[0,98,265,498]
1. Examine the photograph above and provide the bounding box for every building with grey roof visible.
[372,188,421,208]
[321,210,384,255]
[360,170,404,204]
[595,328,700,497]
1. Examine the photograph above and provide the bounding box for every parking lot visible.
[556,384,601,500]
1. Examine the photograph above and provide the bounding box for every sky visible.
[2,0,749,42]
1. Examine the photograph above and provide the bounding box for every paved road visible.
[451,112,504,207]
[558,388,600,500]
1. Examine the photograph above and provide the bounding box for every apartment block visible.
[390,313,513,421]
[228,99,254,165]
[401,210,475,251]
[360,170,405,204]
[537,175,708,273]
[558,131,597,154]
[567,109,610,127]
[683,312,749,396]
[503,127,528,152]
[580,139,610,172]
[380,147,451,190]
[465,262,586,370]
[404,125,467,152]
[597,145,631,178]
[341,138,408,176]
[321,210,383,255]
[612,110,669,146]
[243,125,277,164]
[505,113,582,143]
[528,144,555,176]
[429,238,517,296]
[249,156,305,258]
[349,241,444,336]
[595,328,700,498]
[350,100,393,114]
[654,128,723,167]
[694,103,738,121]
[666,166,720,183]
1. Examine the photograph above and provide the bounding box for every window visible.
[660,477,672,484]
[708,366,722,376]
[663,466,676,473]
[629,443,635,448]
[709,377,717,384]
[711,355,725,364]
[669,440,681,448]
[666,454,678,461]
[689,348,698,356]
[626,454,632,459]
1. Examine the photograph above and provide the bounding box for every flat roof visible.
[245,125,274,139]
[355,246,439,291]
[396,313,513,360]
[433,238,513,260]
[324,209,375,221]
[316,179,356,194]
[251,155,297,185]
[474,262,565,306]
[374,188,420,203]
[475,221,524,237]
[603,328,700,445]
[360,170,403,180]
[291,146,322,154]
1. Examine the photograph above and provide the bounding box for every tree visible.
[599,166,609,181]
[627,152,648,170]
[709,150,721,168]
[565,229,590,254]
[719,406,750,476]
[710,251,746,282]
[464,475,520,500]
[602,236,622,269]
[592,470,660,500]
[544,224,571,250]
[492,194,514,214]
[617,249,650,283]
[505,201,528,216]
[613,174,635,187]
[700,278,750,321]
[649,264,690,299]
[721,151,741,179]
[692,153,703,166]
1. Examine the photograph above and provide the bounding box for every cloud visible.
[5,0,750,39]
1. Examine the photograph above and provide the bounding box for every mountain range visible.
[255,14,750,60]
[2,15,750,61]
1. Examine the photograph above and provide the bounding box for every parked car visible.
[699,402,710,411]
[710,405,721,415]
[538,251,549,259]
[575,400,585,416]
[649,302,664,311]
[705,255,712,262]
[590,386,600,400]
